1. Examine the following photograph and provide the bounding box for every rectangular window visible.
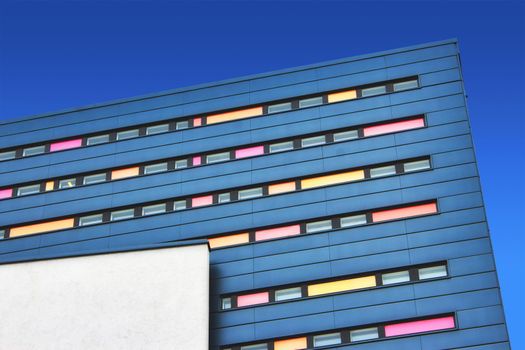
[301,170,365,189]
[404,159,430,172]
[370,165,397,178]
[17,184,41,196]
[238,188,263,200]
[45,181,54,191]
[192,195,213,207]
[142,203,166,216]
[58,178,76,189]
[268,182,296,195]
[305,220,332,233]
[23,145,45,157]
[207,106,263,125]
[175,159,188,169]
[110,209,135,221]
[9,218,75,237]
[49,139,82,152]
[418,265,447,280]
[221,297,232,310]
[301,135,326,148]
[313,333,341,347]
[299,96,323,108]
[111,167,140,180]
[208,232,249,249]
[218,193,231,203]
[240,344,268,350]
[333,130,358,142]
[350,327,379,342]
[79,214,103,226]
[382,271,410,285]
[274,337,307,350]
[83,173,106,185]
[372,202,437,222]
[86,134,110,146]
[275,287,302,301]
[0,230,4,239]
[255,224,301,241]
[146,124,169,135]
[144,163,168,174]
[363,118,425,137]
[192,156,202,166]
[327,89,357,103]
[237,292,269,307]
[393,79,418,91]
[308,276,376,296]
[269,141,294,153]
[206,152,230,164]
[193,118,202,127]
[340,214,367,227]
[267,102,292,114]
[176,121,189,130]
[116,129,139,140]
[384,316,455,337]
[235,146,264,159]
[361,85,386,97]
[174,200,187,210]
[0,150,16,161]
[0,189,13,199]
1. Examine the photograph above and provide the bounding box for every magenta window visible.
[192,156,202,166]
[255,224,301,241]
[235,145,264,159]
[363,118,425,137]
[384,316,455,337]
[0,188,13,199]
[192,195,213,207]
[237,292,269,307]
[49,139,82,152]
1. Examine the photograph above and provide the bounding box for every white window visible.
[17,184,41,196]
[301,135,326,148]
[58,178,76,189]
[418,265,447,280]
[221,297,232,310]
[86,134,110,146]
[269,141,294,153]
[175,159,188,169]
[206,152,230,164]
[275,287,302,301]
[299,96,323,108]
[393,79,418,91]
[174,200,187,210]
[116,129,139,140]
[0,230,5,239]
[176,121,189,130]
[0,151,16,161]
[146,124,169,135]
[218,193,231,203]
[79,214,103,226]
[267,102,292,114]
[370,165,397,178]
[382,270,410,285]
[240,344,267,350]
[306,220,332,233]
[361,85,386,97]
[350,327,379,342]
[238,188,263,200]
[313,333,341,347]
[340,214,367,227]
[23,145,45,157]
[144,163,168,174]
[334,130,358,142]
[404,159,430,173]
[83,173,106,185]
[142,203,166,216]
[110,209,135,221]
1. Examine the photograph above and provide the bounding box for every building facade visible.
[0,39,510,349]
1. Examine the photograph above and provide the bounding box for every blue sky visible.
[1,0,523,346]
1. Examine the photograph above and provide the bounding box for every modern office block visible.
[0,39,509,349]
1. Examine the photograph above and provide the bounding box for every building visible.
[0,39,510,349]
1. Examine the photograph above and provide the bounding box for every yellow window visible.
[327,89,357,103]
[207,106,263,125]
[111,167,140,180]
[45,181,54,191]
[301,170,365,189]
[208,233,249,249]
[308,275,376,296]
[10,218,75,237]
[268,182,296,195]
[274,337,307,350]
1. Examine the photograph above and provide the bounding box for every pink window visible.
[192,156,202,166]
[0,188,13,200]
[235,145,265,159]
[49,139,82,152]
[237,292,269,307]
[193,117,202,127]
[372,202,437,223]
[385,316,455,337]
[255,224,301,241]
[363,118,425,137]
[192,195,213,207]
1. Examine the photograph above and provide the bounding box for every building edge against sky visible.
[0,39,510,349]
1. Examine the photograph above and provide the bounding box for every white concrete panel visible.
[0,244,209,350]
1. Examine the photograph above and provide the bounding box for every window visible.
[221,297,232,310]
[218,193,231,203]
[404,159,430,172]
[306,220,332,233]
[50,139,82,152]
[301,170,365,189]
[142,203,166,216]
[144,163,168,174]
[238,188,263,200]
[308,276,376,296]
[79,214,103,226]
[361,85,386,97]
[23,145,45,157]
[235,146,264,159]
[0,189,13,199]
[333,130,358,142]
[384,316,455,337]
[313,333,341,347]
[370,165,397,178]
[111,167,140,180]
[176,121,189,130]
[58,178,76,189]
[110,209,135,221]
[10,218,74,237]
[237,292,269,307]
[382,270,410,285]
[275,287,302,301]
[419,265,447,280]
[207,106,263,125]
[350,327,379,342]
[327,89,357,103]
[393,79,418,91]
[240,344,267,350]
[301,135,326,147]
[206,152,230,164]
[86,134,110,146]
[116,129,139,140]
[83,173,106,185]
[267,102,292,114]
[174,200,187,210]
[299,96,323,108]
[0,150,16,161]
[192,195,213,207]
[255,225,301,241]
[0,230,4,239]
[268,182,296,195]
[208,233,249,249]
[175,159,188,169]
[146,124,169,135]
[17,184,41,196]
[363,118,425,137]
[340,214,367,227]
[269,141,294,153]
[372,202,437,222]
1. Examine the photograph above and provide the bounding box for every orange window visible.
[372,202,437,222]
[208,233,250,249]
[327,89,357,103]
[206,107,263,125]
[45,181,54,191]
[301,170,365,189]
[274,337,307,350]
[10,218,75,237]
[268,182,296,195]
[111,167,140,180]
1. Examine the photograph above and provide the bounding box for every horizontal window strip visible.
[0,157,432,240]
[222,314,456,349]
[220,262,448,310]
[0,115,426,201]
[0,77,419,163]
